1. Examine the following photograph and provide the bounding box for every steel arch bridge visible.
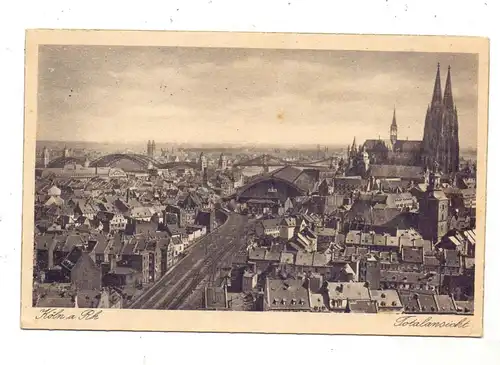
[88,153,201,171]
[89,153,159,169]
[233,153,335,169]
[46,156,87,168]
[160,161,199,170]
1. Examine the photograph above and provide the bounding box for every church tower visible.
[390,107,398,146]
[151,140,156,158]
[42,147,50,167]
[361,146,370,172]
[440,66,460,174]
[199,152,207,173]
[350,137,357,158]
[218,153,227,170]
[418,163,449,243]
[147,140,152,157]
[62,146,70,158]
[422,63,460,174]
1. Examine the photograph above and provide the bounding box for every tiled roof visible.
[295,252,314,266]
[281,217,296,227]
[266,279,311,310]
[312,252,329,267]
[423,255,441,267]
[455,300,474,314]
[347,299,378,313]
[63,234,86,252]
[280,252,294,264]
[259,218,281,230]
[370,289,402,308]
[271,166,303,184]
[401,247,424,264]
[444,249,460,268]
[248,247,267,261]
[35,235,54,250]
[364,139,392,151]
[264,250,281,262]
[369,164,424,179]
[393,140,422,153]
[77,289,101,308]
[434,294,457,313]
[380,270,439,286]
[92,234,110,255]
[326,282,371,301]
[37,295,75,308]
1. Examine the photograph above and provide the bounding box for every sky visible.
[37,45,478,149]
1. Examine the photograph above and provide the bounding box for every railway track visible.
[127,213,249,310]
[163,230,247,310]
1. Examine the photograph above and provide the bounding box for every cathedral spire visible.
[390,106,398,145]
[443,65,454,109]
[431,63,442,105]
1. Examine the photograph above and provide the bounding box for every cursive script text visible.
[35,308,102,321]
[394,316,471,329]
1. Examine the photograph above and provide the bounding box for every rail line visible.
[162,230,246,310]
[127,213,249,310]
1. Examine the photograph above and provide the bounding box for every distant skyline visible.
[37,46,478,149]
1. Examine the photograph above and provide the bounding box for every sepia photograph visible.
[21,30,489,336]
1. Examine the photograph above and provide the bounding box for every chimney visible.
[110,255,116,271]
[48,239,55,269]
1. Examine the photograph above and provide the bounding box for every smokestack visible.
[110,255,116,271]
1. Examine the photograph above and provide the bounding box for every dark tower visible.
[441,66,460,173]
[418,162,449,243]
[62,145,70,158]
[421,63,460,174]
[390,107,398,147]
[42,147,50,168]
[350,137,357,158]
[199,152,207,173]
[151,140,156,158]
[218,153,227,170]
[147,140,152,157]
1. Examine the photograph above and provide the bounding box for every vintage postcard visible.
[21,30,489,337]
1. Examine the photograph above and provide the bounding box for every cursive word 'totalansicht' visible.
[394,316,471,329]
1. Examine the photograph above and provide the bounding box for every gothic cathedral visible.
[422,64,460,174]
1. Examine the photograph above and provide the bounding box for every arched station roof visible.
[89,153,158,170]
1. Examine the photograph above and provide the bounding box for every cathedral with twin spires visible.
[347,63,460,176]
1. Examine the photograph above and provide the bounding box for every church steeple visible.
[443,65,454,109]
[422,63,460,174]
[431,63,442,105]
[390,106,398,145]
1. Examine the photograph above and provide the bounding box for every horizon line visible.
[36,139,479,151]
